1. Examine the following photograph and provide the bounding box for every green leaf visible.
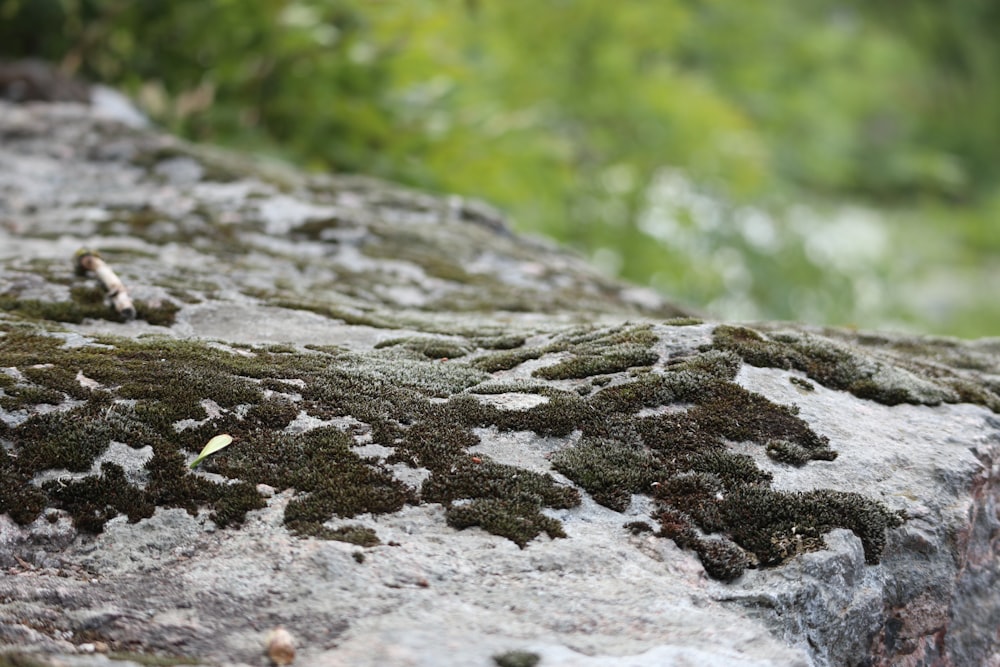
[189,434,234,469]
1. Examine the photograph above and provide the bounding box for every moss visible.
[470,346,547,373]
[43,462,155,532]
[623,521,653,535]
[0,286,179,326]
[446,497,567,548]
[309,525,381,547]
[550,437,663,511]
[0,290,110,324]
[467,379,558,395]
[0,319,906,569]
[0,652,59,667]
[712,325,794,369]
[492,650,541,667]
[532,346,658,380]
[21,365,93,400]
[586,373,676,414]
[790,376,815,391]
[719,486,904,565]
[0,384,65,409]
[473,334,527,350]
[0,451,48,525]
[421,458,579,510]
[15,404,123,472]
[374,337,472,359]
[216,428,415,534]
[641,379,833,457]
[693,537,754,581]
[209,481,266,527]
[133,299,181,327]
[766,439,837,465]
[362,229,481,284]
[713,324,991,410]
[468,392,591,437]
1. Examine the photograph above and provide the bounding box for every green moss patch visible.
[492,650,541,667]
[0,320,910,578]
[0,285,179,326]
[551,437,664,511]
[713,324,1000,411]
[0,324,573,546]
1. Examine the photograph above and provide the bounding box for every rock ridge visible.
[0,100,997,667]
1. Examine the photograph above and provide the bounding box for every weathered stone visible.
[0,100,997,667]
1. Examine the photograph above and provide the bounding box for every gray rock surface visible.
[0,100,998,667]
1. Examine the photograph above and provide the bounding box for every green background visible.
[3,0,999,337]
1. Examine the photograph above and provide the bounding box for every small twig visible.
[74,248,136,320]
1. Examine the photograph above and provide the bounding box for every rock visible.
[0,99,998,667]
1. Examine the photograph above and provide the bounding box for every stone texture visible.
[0,100,998,667]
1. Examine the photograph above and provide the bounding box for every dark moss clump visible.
[623,521,653,535]
[656,508,753,581]
[790,376,815,391]
[471,323,658,377]
[422,458,579,509]
[719,486,904,565]
[474,334,527,350]
[0,286,179,326]
[0,319,906,572]
[375,336,472,359]
[656,481,902,576]
[694,537,754,581]
[0,328,421,534]
[133,299,181,327]
[0,383,65,410]
[766,439,837,465]
[215,427,415,535]
[470,347,547,373]
[492,650,541,667]
[631,378,836,471]
[14,403,122,472]
[419,455,579,547]
[0,449,48,525]
[0,652,60,667]
[510,344,889,578]
[307,524,380,547]
[711,325,792,369]
[446,498,566,548]
[43,462,154,532]
[532,346,658,380]
[550,437,663,511]
[713,324,994,410]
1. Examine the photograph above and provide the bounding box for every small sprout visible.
[189,434,234,469]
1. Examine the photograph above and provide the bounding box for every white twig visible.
[74,248,136,320]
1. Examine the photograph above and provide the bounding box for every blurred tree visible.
[1,0,998,335]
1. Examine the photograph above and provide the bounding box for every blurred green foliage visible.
[2,0,998,337]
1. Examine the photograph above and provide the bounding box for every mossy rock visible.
[3,101,999,590]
